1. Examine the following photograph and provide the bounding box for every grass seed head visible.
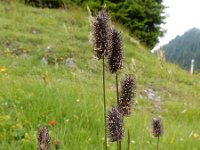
[118,75,136,116]
[92,9,111,59]
[38,127,50,150]
[107,107,124,142]
[108,27,123,74]
[152,118,163,137]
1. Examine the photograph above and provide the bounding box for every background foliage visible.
[22,0,166,49]
[163,28,200,71]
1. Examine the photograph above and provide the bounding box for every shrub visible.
[24,0,63,8]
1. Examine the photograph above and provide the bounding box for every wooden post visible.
[190,59,194,75]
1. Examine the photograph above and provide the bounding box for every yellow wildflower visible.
[192,133,199,139]
[16,123,23,129]
[0,67,7,72]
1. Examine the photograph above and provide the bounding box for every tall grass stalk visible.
[103,56,107,150]
[118,75,136,149]
[157,136,160,150]
[91,9,110,149]
[118,140,122,150]
[127,130,130,150]
[116,72,121,150]
[152,118,163,150]
[108,27,123,150]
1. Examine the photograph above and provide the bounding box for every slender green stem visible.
[103,56,107,150]
[117,141,119,150]
[116,72,121,150]
[116,72,119,105]
[118,140,121,150]
[127,130,130,150]
[157,136,160,150]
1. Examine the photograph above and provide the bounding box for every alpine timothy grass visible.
[92,9,111,60]
[37,127,50,150]
[108,26,124,149]
[117,75,136,149]
[108,27,123,75]
[118,75,136,116]
[91,8,111,150]
[152,118,163,150]
[108,27,123,106]
[107,107,124,143]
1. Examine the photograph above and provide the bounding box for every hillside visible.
[1,2,200,150]
[163,28,200,71]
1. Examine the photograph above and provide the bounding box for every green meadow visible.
[0,1,200,149]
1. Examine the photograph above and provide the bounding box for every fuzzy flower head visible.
[38,127,50,150]
[152,118,163,137]
[108,27,123,74]
[107,107,124,142]
[118,75,136,116]
[92,9,111,59]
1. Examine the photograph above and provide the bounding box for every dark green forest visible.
[163,28,200,71]
[23,0,166,49]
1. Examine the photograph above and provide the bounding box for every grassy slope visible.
[0,2,200,150]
